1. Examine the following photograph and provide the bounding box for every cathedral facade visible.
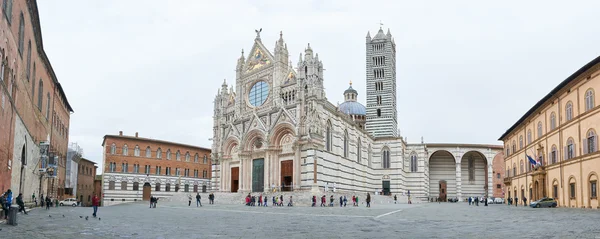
[211,28,503,201]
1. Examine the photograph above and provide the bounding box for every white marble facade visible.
[211,29,502,201]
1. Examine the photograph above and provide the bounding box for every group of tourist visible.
[246,194,292,207]
[507,196,527,206]
[149,196,159,208]
[312,193,372,207]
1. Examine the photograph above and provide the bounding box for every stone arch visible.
[270,122,295,146]
[428,150,456,200]
[223,136,240,157]
[243,129,266,151]
[588,172,598,208]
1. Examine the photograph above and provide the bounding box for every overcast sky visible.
[37,0,600,173]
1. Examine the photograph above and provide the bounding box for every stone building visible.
[93,175,102,206]
[76,158,96,206]
[0,0,73,200]
[101,132,211,206]
[500,56,600,209]
[210,28,503,201]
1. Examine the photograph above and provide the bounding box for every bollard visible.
[8,205,19,226]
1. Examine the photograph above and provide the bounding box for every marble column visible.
[264,152,270,192]
[455,163,462,201]
[487,164,493,197]
[294,143,301,191]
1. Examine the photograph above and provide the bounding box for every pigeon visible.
[99,218,101,221]
[48,215,51,217]
[62,215,65,217]
[85,216,88,220]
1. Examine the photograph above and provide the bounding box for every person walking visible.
[45,196,51,210]
[188,194,193,206]
[287,196,293,207]
[16,193,28,215]
[32,192,36,207]
[329,195,334,207]
[394,195,397,204]
[339,196,343,207]
[523,197,527,207]
[366,193,371,208]
[514,197,518,207]
[40,193,44,208]
[5,189,13,210]
[312,195,316,207]
[355,196,359,206]
[343,196,347,207]
[196,193,202,207]
[92,194,99,217]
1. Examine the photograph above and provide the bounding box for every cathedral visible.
[211,28,503,201]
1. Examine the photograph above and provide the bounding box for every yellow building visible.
[500,56,599,209]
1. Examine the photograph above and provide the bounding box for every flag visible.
[527,154,537,168]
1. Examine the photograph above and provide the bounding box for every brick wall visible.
[492,152,505,198]
[76,158,96,206]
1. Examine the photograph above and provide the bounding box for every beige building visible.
[500,56,599,209]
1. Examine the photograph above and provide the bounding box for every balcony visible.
[503,177,512,185]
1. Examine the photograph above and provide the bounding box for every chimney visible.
[119,131,123,136]
[135,132,138,137]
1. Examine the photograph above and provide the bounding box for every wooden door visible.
[231,167,239,193]
[439,180,447,202]
[142,183,151,201]
[382,181,391,195]
[281,160,293,191]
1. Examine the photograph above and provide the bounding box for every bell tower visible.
[365,26,397,138]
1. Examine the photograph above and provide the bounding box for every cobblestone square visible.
[2,201,599,239]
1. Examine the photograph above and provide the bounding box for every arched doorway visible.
[19,144,26,194]
[429,150,456,200]
[460,151,488,198]
[202,185,207,193]
[142,183,151,201]
[439,180,447,202]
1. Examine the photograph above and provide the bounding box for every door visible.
[281,160,293,191]
[193,185,198,193]
[252,159,264,192]
[142,183,151,201]
[231,167,239,193]
[439,180,447,202]
[382,181,391,195]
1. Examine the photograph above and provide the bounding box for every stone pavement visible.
[1,201,599,239]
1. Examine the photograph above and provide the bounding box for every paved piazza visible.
[1,202,599,238]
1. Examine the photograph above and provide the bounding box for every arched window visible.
[121,181,127,190]
[585,89,595,111]
[110,143,116,155]
[377,109,381,117]
[343,130,349,158]
[26,40,31,80]
[194,153,199,163]
[586,130,597,154]
[519,136,523,149]
[45,93,50,119]
[37,80,43,109]
[176,150,181,161]
[382,147,390,169]
[325,121,332,152]
[512,141,516,154]
[203,155,207,164]
[133,182,139,191]
[146,147,151,158]
[512,163,516,176]
[537,122,543,139]
[157,148,162,159]
[165,183,171,192]
[410,153,417,172]
[122,145,128,156]
[566,138,575,159]
[357,138,361,163]
[551,145,557,164]
[566,101,573,121]
[108,181,115,190]
[155,183,161,191]
[185,152,190,162]
[134,145,140,156]
[527,129,532,144]
[550,112,556,130]
[520,160,524,174]
[18,13,24,54]
[166,149,171,160]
